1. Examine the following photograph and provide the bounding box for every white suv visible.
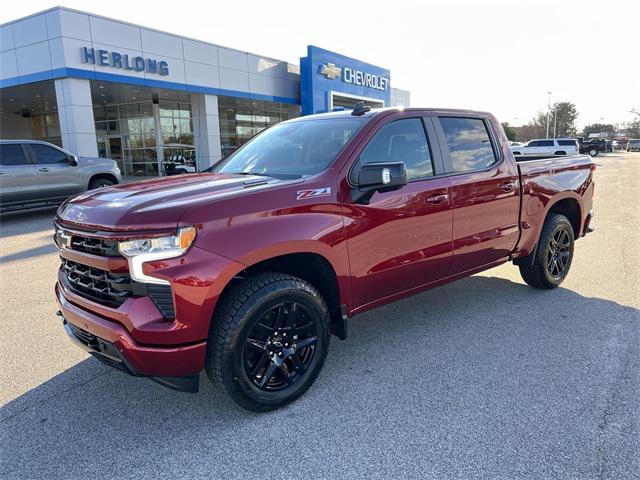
[511,138,579,156]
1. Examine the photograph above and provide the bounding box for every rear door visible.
[434,116,520,275]
[27,143,85,199]
[343,115,454,308]
[0,143,40,206]
[557,140,578,154]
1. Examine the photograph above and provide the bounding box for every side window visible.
[540,140,554,147]
[558,140,576,146]
[30,144,69,164]
[528,140,541,147]
[351,118,434,183]
[0,144,28,166]
[439,117,497,173]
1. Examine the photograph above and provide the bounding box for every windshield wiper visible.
[228,171,273,177]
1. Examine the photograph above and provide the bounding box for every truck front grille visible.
[61,259,175,318]
[62,258,133,307]
[70,236,120,257]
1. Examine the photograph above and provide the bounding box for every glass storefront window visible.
[218,97,299,157]
[92,89,193,177]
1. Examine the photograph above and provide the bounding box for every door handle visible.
[499,182,517,192]
[0,171,4,175]
[38,167,50,173]
[426,193,449,204]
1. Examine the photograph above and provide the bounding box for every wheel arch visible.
[546,196,581,238]
[514,195,582,267]
[215,250,347,338]
[87,172,119,188]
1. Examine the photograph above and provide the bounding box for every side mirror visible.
[67,155,78,166]
[351,161,408,205]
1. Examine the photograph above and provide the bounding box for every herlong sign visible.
[81,47,169,76]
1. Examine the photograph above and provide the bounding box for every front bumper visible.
[56,282,206,382]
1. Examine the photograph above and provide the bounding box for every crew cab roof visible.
[285,106,495,123]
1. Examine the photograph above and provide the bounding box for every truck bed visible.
[513,154,594,259]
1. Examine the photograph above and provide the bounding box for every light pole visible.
[546,91,552,138]
[553,108,558,138]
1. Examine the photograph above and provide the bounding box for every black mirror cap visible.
[68,155,78,166]
[351,161,408,204]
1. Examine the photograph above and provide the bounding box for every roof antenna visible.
[351,101,371,116]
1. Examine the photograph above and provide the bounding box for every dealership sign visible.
[81,47,169,76]
[300,46,391,115]
[320,62,389,91]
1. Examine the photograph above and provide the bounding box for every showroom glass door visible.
[106,136,125,174]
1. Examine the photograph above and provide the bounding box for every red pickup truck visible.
[54,106,595,411]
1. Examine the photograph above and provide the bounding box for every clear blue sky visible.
[2,0,638,128]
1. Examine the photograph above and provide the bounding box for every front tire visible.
[589,148,598,157]
[89,178,114,189]
[519,213,575,289]
[206,273,330,411]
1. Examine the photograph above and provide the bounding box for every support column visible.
[191,93,222,171]
[54,78,98,157]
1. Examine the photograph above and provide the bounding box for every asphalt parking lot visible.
[1,152,638,480]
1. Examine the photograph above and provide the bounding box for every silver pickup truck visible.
[0,140,122,212]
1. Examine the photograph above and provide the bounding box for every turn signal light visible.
[179,226,197,250]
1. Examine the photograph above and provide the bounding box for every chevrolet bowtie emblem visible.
[320,63,342,80]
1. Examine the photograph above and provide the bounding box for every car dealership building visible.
[0,7,410,177]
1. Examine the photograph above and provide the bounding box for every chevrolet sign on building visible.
[320,62,389,91]
[342,67,389,91]
[301,46,396,115]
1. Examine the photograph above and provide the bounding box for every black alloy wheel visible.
[243,301,318,391]
[206,273,330,411]
[546,227,571,280]
[518,213,575,289]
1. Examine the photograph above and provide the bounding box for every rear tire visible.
[519,213,575,289]
[589,148,598,157]
[206,273,330,412]
[554,151,566,156]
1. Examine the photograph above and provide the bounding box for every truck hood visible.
[57,173,294,232]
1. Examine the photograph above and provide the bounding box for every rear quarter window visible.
[0,144,28,166]
[438,117,497,173]
[557,140,578,146]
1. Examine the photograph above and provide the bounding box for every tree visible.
[513,124,545,142]
[531,101,578,138]
[620,119,640,138]
[582,123,616,138]
[501,122,517,141]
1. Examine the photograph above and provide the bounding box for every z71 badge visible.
[296,187,332,200]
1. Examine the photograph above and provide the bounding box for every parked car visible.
[577,138,600,156]
[511,138,579,156]
[509,141,524,147]
[0,140,122,212]
[627,139,640,152]
[54,106,595,411]
[612,140,626,150]
[583,138,610,153]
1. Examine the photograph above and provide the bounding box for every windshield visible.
[213,118,364,179]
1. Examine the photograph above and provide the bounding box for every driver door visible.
[342,115,454,310]
[26,143,84,199]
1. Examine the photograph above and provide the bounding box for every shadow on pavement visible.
[0,207,57,238]
[1,276,638,478]
[0,243,57,263]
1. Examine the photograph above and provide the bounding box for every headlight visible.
[119,227,197,284]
